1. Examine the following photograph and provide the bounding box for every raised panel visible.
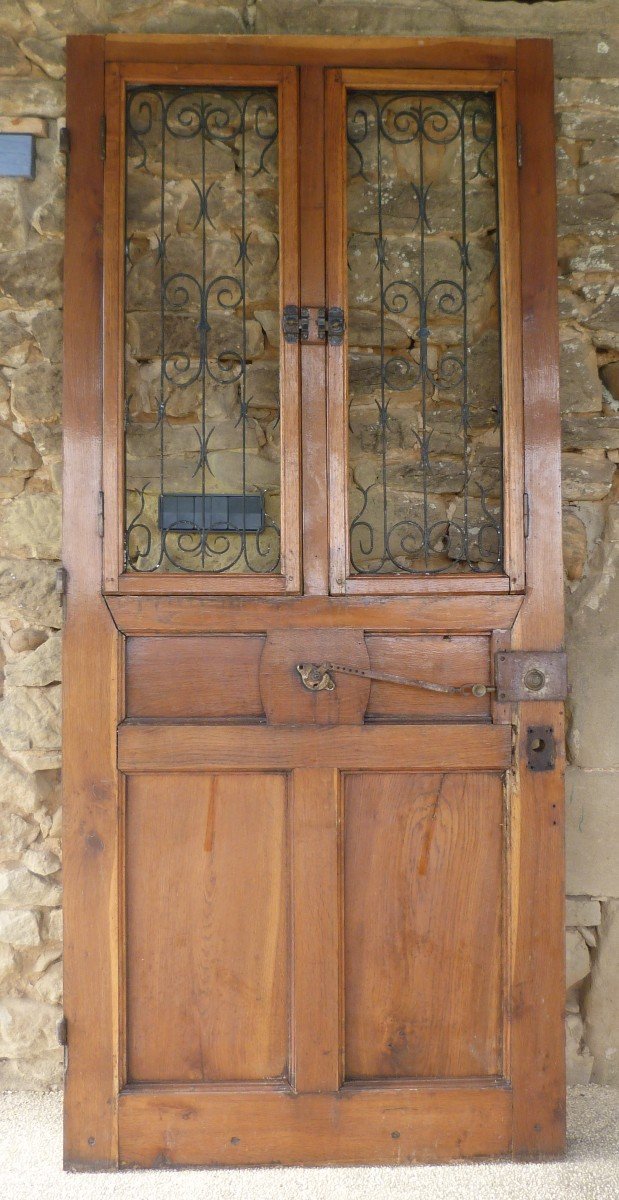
[126,635,265,719]
[344,772,503,1079]
[366,634,491,722]
[125,772,288,1083]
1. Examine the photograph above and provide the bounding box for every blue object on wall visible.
[0,133,36,179]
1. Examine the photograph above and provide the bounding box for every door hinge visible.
[59,125,70,173]
[57,1015,68,1074]
[516,122,523,169]
[97,490,105,537]
[523,490,530,538]
[282,305,346,346]
[100,114,106,161]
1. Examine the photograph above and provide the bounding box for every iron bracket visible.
[282,305,346,345]
[494,651,567,703]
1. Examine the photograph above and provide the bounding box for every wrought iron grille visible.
[346,91,503,575]
[124,86,281,574]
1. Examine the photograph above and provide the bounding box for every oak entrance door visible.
[63,35,565,1168]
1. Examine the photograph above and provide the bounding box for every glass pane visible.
[347,91,503,576]
[124,86,281,574]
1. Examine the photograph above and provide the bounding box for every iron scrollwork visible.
[346,91,503,576]
[124,85,281,574]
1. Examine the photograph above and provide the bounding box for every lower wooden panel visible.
[125,773,288,1083]
[344,773,504,1080]
[118,1084,512,1166]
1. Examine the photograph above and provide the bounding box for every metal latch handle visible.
[296,662,493,698]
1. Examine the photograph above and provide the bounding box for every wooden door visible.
[63,36,565,1168]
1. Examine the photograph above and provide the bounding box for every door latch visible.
[282,306,346,345]
[296,661,493,697]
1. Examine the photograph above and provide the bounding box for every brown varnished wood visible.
[299,66,329,594]
[259,629,370,725]
[63,35,121,1168]
[125,636,265,719]
[65,35,563,1168]
[118,722,511,773]
[366,635,491,723]
[344,773,503,1080]
[118,1084,512,1166]
[291,769,341,1092]
[107,593,524,635]
[125,774,288,1083]
[106,36,518,71]
[509,39,565,1158]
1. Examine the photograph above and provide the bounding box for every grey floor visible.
[1,1086,618,1199]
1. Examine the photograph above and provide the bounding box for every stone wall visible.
[0,0,617,1089]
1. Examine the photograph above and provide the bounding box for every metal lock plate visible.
[526,725,556,772]
[495,651,568,703]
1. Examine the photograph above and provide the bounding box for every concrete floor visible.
[1,1086,618,1200]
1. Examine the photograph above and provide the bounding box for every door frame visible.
[63,35,564,1167]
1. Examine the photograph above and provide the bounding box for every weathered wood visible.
[126,773,288,1083]
[126,636,265,719]
[118,1084,513,1166]
[107,593,524,635]
[344,773,504,1079]
[510,39,565,1158]
[63,35,121,1169]
[291,769,341,1092]
[118,722,511,772]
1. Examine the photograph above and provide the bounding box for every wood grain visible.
[291,769,341,1092]
[106,36,518,71]
[125,635,265,719]
[510,39,566,1158]
[118,722,511,772]
[126,773,289,1083]
[366,635,491,722]
[118,1083,512,1166]
[63,35,121,1169]
[344,773,503,1080]
[107,592,524,635]
[259,629,370,726]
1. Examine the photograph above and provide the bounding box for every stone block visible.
[4,631,61,686]
[22,844,60,877]
[0,243,63,309]
[0,810,39,856]
[562,509,588,581]
[19,37,65,79]
[0,492,61,559]
[0,683,62,771]
[0,182,27,252]
[566,897,603,927]
[566,1011,594,1085]
[566,768,619,896]
[0,997,61,1058]
[0,312,32,368]
[557,192,618,240]
[566,928,591,990]
[561,452,614,501]
[0,78,64,117]
[567,505,619,769]
[0,557,62,627]
[0,908,40,947]
[585,900,619,1084]
[583,288,619,351]
[11,361,62,426]
[0,427,41,496]
[559,330,603,413]
[0,755,51,817]
[0,862,61,907]
[32,957,62,1004]
[562,415,619,451]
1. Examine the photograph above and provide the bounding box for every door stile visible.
[63,35,122,1168]
[324,70,348,595]
[509,39,565,1157]
[291,769,342,1092]
[299,67,330,595]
